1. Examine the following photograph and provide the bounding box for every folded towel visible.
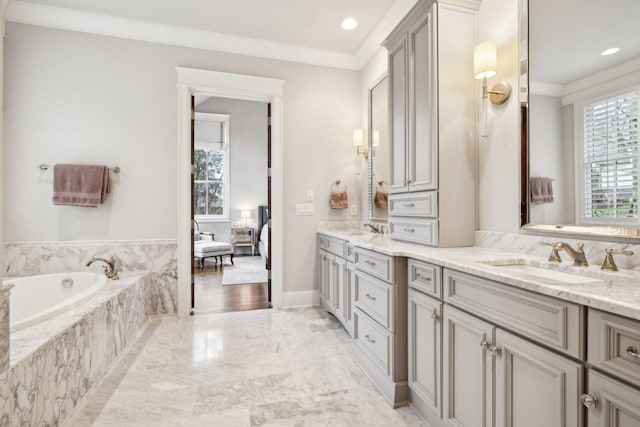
[374,190,388,209]
[330,190,348,209]
[53,164,109,207]
[530,177,554,204]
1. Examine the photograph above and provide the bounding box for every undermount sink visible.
[477,258,604,284]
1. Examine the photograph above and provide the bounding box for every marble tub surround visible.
[318,228,640,322]
[0,284,13,374]
[0,274,147,426]
[67,308,425,427]
[4,239,178,316]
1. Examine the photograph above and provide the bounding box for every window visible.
[580,89,638,223]
[194,113,230,221]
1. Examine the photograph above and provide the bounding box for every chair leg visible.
[199,258,204,270]
[230,254,234,265]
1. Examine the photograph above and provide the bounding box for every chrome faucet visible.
[541,242,588,267]
[86,256,120,280]
[364,223,384,234]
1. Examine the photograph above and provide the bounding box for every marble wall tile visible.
[3,239,178,316]
[476,230,640,271]
[0,275,146,426]
[0,285,11,374]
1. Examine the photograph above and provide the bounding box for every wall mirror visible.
[521,0,640,238]
[369,74,390,220]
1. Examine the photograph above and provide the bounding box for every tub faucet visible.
[86,256,120,280]
[549,242,589,267]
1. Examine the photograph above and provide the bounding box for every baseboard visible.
[282,290,319,308]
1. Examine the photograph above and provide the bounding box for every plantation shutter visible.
[583,90,638,220]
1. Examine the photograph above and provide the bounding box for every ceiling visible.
[4,0,409,69]
[530,0,640,86]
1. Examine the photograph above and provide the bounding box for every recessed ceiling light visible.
[341,18,358,31]
[601,47,620,56]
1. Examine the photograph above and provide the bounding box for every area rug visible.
[222,256,268,285]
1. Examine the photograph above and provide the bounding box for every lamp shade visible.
[473,42,497,80]
[352,129,364,147]
[240,210,251,219]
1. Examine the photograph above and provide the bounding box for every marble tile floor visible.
[66,308,426,427]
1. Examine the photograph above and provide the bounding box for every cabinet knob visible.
[404,228,416,233]
[364,334,376,343]
[580,394,597,409]
[489,344,502,357]
[415,272,431,282]
[364,260,376,266]
[480,339,490,350]
[403,203,415,208]
[627,346,640,358]
[431,310,438,320]
[365,293,377,301]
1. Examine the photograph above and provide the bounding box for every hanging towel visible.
[330,180,348,209]
[53,164,110,207]
[530,177,554,204]
[374,181,388,209]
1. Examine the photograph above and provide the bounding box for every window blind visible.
[583,90,638,220]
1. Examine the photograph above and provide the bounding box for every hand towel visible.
[530,177,554,204]
[330,190,348,209]
[374,181,388,209]
[53,164,110,207]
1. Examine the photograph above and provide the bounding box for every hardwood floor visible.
[193,258,270,314]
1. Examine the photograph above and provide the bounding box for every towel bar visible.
[36,164,121,174]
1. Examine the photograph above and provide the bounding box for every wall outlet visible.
[306,190,314,202]
[350,204,358,216]
[295,203,314,216]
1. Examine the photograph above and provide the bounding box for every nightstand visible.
[230,227,255,255]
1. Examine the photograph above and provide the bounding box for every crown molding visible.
[6,1,363,69]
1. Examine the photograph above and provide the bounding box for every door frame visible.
[176,67,284,317]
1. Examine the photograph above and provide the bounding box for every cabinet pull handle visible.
[404,228,415,233]
[431,309,438,320]
[480,339,490,350]
[627,346,640,358]
[415,272,431,282]
[365,334,376,343]
[365,293,377,301]
[348,247,353,256]
[489,345,502,357]
[364,260,376,266]
[403,203,415,208]
[580,394,597,409]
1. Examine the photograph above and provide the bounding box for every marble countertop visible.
[318,229,640,322]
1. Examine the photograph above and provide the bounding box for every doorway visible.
[191,97,271,313]
[176,67,284,318]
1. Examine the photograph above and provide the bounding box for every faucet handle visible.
[601,248,634,272]
[540,242,561,262]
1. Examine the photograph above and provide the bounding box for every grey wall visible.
[3,23,361,295]
[196,97,268,249]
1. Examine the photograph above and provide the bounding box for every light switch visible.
[306,190,314,202]
[350,204,358,216]
[295,203,315,216]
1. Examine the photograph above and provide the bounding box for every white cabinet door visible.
[443,305,493,427]
[388,35,409,194]
[407,5,437,193]
[494,329,583,427]
[333,256,347,324]
[319,250,330,306]
[345,262,355,337]
[408,289,442,416]
[585,370,640,427]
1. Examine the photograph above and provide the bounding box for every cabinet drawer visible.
[588,309,640,386]
[389,191,438,218]
[408,259,441,298]
[389,218,438,246]
[354,308,394,376]
[443,269,584,359]
[354,271,395,332]
[354,247,393,282]
[319,234,347,258]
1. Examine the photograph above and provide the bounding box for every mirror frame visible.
[519,0,640,240]
[368,72,389,221]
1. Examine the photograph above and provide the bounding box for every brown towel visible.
[53,164,110,207]
[330,190,348,209]
[374,190,388,208]
[530,177,554,204]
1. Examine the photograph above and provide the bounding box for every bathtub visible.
[6,272,107,332]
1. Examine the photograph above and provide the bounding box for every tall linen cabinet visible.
[383,0,477,247]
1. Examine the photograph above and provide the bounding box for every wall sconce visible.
[372,130,379,157]
[474,41,511,142]
[353,129,368,159]
[240,210,251,227]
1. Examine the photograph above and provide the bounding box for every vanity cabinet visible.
[351,246,408,407]
[383,0,477,247]
[317,234,351,335]
[583,370,640,427]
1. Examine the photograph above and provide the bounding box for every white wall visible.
[477,0,521,233]
[3,23,361,293]
[195,97,267,247]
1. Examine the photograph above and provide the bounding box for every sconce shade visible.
[240,210,251,218]
[474,42,497,80]
[372,130,380,147]
[353,129,364,147]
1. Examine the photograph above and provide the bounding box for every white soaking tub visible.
[6,272,107,332]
